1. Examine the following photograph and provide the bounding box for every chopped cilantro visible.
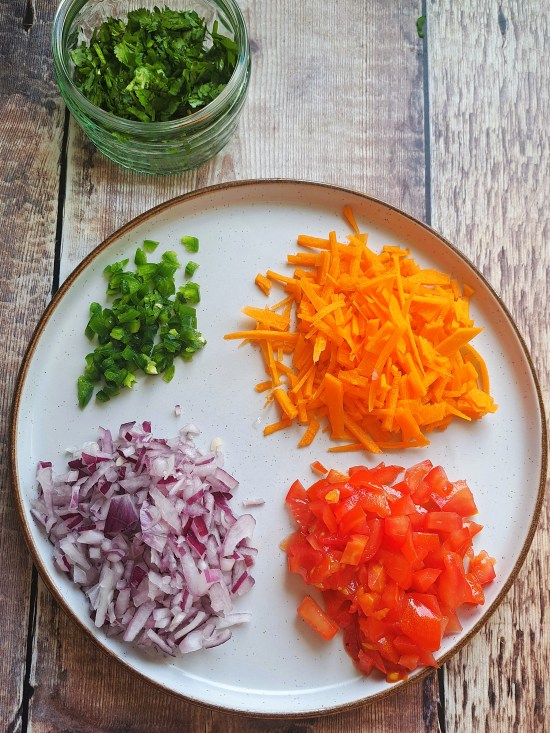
[70,7,238,122]
[78,245,206,407]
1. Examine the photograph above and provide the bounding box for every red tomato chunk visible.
[284,460,496,682]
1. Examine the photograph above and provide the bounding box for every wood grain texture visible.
[26,1,440,731]
[0,1,65,731]
[427,1,549,730]
[60,0,427,275]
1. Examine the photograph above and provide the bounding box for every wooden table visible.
[2,1,548,730]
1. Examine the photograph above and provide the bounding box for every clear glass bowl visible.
[52,0,251,174]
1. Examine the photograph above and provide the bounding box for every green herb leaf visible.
[69,7,238,123]
[416,15,426,39]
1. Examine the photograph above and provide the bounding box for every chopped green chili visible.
[77,246,206,408]
[185,260,200,278]
[181,235,199,253]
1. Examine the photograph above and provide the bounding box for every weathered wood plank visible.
[0,1,65,731]
[28,1,439,731]
[427,1,549,730]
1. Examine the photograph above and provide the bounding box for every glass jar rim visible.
[52,0,250,132]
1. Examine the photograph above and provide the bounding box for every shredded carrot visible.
[255,273,272,296]
[273,388,298,420]
[263,417,291,436]
[255,380,272,393]
[225,209,497,452]
[298,418,321,448]
[241,306,290,332]
[224,330,298,343]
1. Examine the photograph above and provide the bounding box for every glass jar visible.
[52,0,251,174]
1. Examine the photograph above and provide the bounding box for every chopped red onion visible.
[242,498,266,508]
[33,421,256,657]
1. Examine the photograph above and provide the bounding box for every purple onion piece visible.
[32,421,257,659]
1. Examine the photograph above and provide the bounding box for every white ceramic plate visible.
[11,180,546,716]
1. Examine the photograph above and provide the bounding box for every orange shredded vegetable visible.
[254,272,272,296]
[225,209,497,452]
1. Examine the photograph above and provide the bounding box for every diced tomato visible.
[392,479,412,495]
[343,619,361,658]
[379,550,413,589]
[469,550,496,585]
[393,635,419,656]
[424,511,462,533]
[332,492,361,521]
[341,534,368,565]
[338,503,368,535]
[286,533,322,573]
[360,486,391,518]
[412,567,441,592]
[401,526,420,567]
[400,593,444,651]
[437,552,470,610]
[377,635,400,664]
[316,534,347,550]
[284,459,495,682]
[418,649,439,668]
[322,590,351,625]
[463,518,484,538]
[440,605,463,634]
[356,649,376,675]
[404,459,433,491]
[297,595,340,640]
[367,561,386,593]
[310,460,328,475]
[359,462,404,485]
[390,493,418,516]
[308,555,341,586]
[306,477,332,499]
[361,517,384,562]
[398,653,420,671]
[347,468,378,487]
[381,579,404,612]
[309,499,337,533]
[384,515,411,543]
[286,478,307,502]
[437,481,478,516]
[446,527,472,555]
[411,480,432,505]
[363,648,387,674]
[326,468,349,484]
[361,614,387,644]
[423,464,450,494]
[412,531,441,558]
[355,590,378,616]
[285,479,311,527]
[464,572,485,605]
